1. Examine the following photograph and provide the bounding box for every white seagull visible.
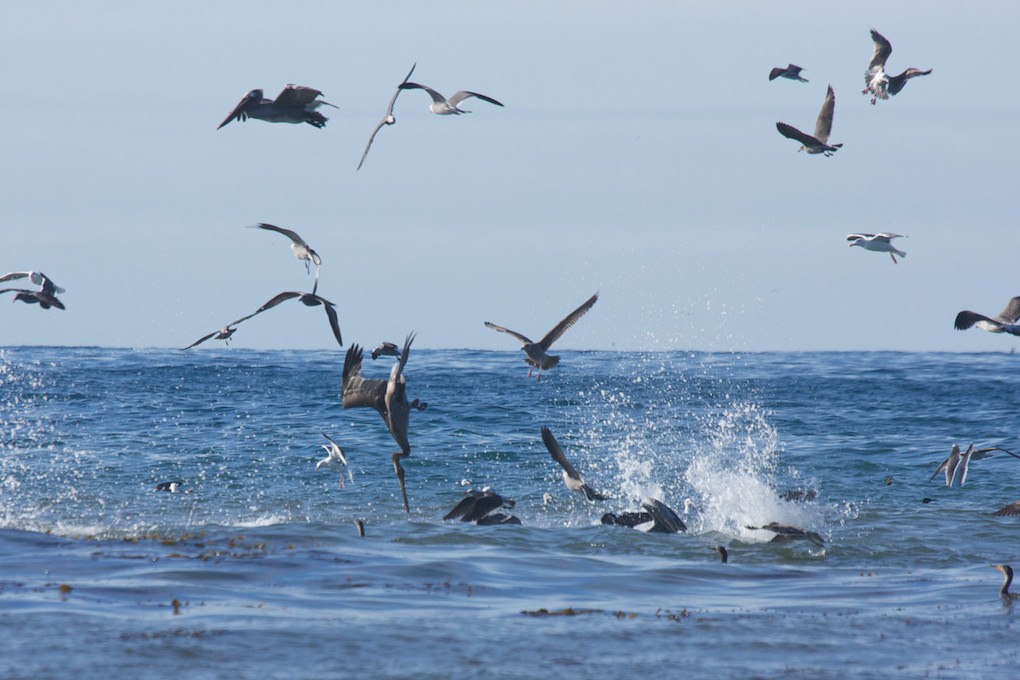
[863,29,932,105]
[776,85,842,156]
[217,84,337,129]
[954,297,1020,336]
[0,271,65,295]
[540,427,608,501]
[397,82,504,115]
[847,233,907,264]
[317,432,352,487]
[485,292,598,379]
[357,63,417,170]
[250,223,322,293]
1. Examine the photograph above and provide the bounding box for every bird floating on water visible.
[929,443,1020,487]
[746,522,825,547]
[541,426,608,501]
[155,480,185,493]
[863,29,932,105]
[341,334,420,513]
[991,564,1020,600]
[954,297,1020,336]
[397,82,504,115]
[776,85,842,156]
[217,84,337,129]
[358,63,417,170]
[485,292,598,379]
[250,223,322,293]
[847,233,907,264]
[601,498,686,534]
[769,64,808,82]
[444,488,520,525]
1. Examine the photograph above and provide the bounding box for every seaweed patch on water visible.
[522,607,604,617]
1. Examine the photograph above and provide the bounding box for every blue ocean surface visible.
[2,346,1019,678]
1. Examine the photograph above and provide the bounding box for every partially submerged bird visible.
[217,84,337,129]
[0,271,65,295]
[397,82,504,115]
[371,342,401,360]
[541,426,608,501]
[358,63,417,170]
[155,480,184,492]
[0,288,65,310]
[847,233,907,264]
[317,432,351,488]
[769,64,808,82]
[776,85,842,156]
[954,297,1020,336]
[485,292,598,378]
[863,29,932,105]
[992,501,1020,517]
[746,522,825,547]
[715,546,729,563]
[601,498,686,534]
[991,564,1020,600]
[929,443,1020,487]
[444,488,520,525]
[250,223,322,293]
[341,334,419,513]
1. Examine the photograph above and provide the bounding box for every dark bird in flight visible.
[541,426,608,501]
[217,84,337,129]
[863,29,932,105]
[776,85,842,156]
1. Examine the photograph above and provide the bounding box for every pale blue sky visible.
[4,1,1019,351]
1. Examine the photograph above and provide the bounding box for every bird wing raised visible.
[276,84,324,106]
[813,85,836,143]
[341,344,387,413]
[995,296,1020,324]
[253,223,308,247]
[641,498,687,533]
[537,293,598,350]
[447,91,504,108]
[541,427,583,483]
[484,321,533,346]
[399,82,446,104]
[217,91,260,129]
[357,63,417,171]
[868,29,892,72]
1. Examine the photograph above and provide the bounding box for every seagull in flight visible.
[776,85,842,156]
[769,64,808,82]
[954,297,1020,336]
[182,291,342,350]
[341,334,420,513]
[217,84,337,129]
[863,29,932,105]
[357,63,417,170]
[250,223,322,293]
[929,443,1020,487]
[485,292,598,378]
[847,233,907,264]
[540,427,608,501]
[0,271,65,295]
[397,82,504,115]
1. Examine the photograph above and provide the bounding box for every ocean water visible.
[2,346,1019,678]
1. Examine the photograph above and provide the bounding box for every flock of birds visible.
[6,31,1020,599]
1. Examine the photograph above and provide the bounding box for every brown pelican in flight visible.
[357,63,417,170]
[776,85,842,156]
[485,292,598,378]
[397,82,504,115]
[863,29,932,105]
[371,342,401,360]
[541,427,608,501]
[217,84,337,129]
[847,233,907,264]
[341,334,419,513]
[769,64,808,82]
[928,443,1020,487]
[954,297,1020,336]
[250,223,322,293]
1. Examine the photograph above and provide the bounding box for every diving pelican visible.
[929,443,1020,488]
